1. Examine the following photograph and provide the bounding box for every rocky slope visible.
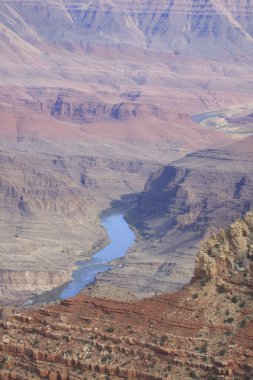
[2,0,253,62]
[92,137,253,298]
[0,213,252,379]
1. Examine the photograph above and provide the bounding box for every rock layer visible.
[3,0,253,61]
[0,214,252,379]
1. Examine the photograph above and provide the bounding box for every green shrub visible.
[226,317,234,324]
[218,348,226,356]
[160,336,167,345]
[106,327,114,333]
[189,370,198,379]
[218,284,226,293]
[199,342,208,353]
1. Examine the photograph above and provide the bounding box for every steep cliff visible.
[2,0,253,62]
[93,138,253,297]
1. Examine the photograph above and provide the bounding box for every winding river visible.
[29,110,223,305]
[28,213,135,304]
[191,109,226,124]
[59,213,135,300]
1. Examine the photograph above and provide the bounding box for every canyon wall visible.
[0,146,160,305]
[1,0,253,305]
[93,138,253,298]
[3,0,253,61]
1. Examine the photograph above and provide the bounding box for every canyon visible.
[0,0,253,306]
[91,136,253,299]
[0,1,253,378]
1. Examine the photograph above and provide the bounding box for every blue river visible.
[59,213,135,299]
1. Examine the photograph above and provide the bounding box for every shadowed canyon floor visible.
[0,213,253,379]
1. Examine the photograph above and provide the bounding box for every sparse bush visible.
[106,327,114,333]
[189,370,198,378]
[207,248,215,257]
[218,348,226,356]
[226,317,234,324]
[33,337,39,347]
[160,335,167,345]
[101,353,112,363]
[231,295,238,304]
[63,335,70,342]
[218,284,226,293]
[199,342,207,353]
[0,356,8,369]
[240,319,246,328]
[207,375,218,380]
[192,293,199,299]
[242,229,247,237]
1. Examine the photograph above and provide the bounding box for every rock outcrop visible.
[20,87,186,124]
[195,212,253,283]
